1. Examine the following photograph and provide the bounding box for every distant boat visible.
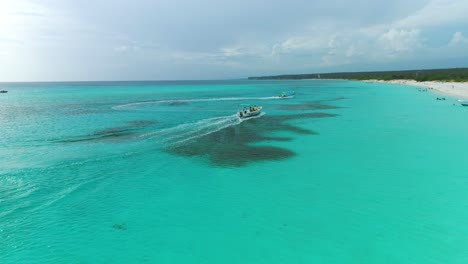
[278,91,295,98]
[238,104,262,118]
[0,90,7,93]
[458,99,468,106]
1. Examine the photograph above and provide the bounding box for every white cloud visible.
[346,45,356,58]
[218,42,272,61]
[0,0,50,42]
[450,32,468,46]
[395,0,468,28]
[379,28,421,55]
[276,36,328,54]
[113,46,129,52]
[113,42,142,53]
[327,37,338,55]
[221,47,244,57]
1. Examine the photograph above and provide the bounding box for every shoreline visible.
[364,79,468,99]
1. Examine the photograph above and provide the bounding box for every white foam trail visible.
[165,117,234,142]
[140,112,265,146]
[140,114,239,140]
[171,112,266,146]
[29,176,104,214]
[112,96,284,110]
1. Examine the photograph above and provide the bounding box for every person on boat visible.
[253,105,257,111]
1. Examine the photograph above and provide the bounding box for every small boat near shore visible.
[238,105,262,118]
[458,99,468,106]
[0,90,7,93]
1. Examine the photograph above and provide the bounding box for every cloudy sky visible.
[1,0,468,81]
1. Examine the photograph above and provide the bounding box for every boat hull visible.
[239,107,262,118]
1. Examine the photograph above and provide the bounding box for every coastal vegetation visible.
[249,68,468,82]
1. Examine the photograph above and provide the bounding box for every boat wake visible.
[0,172,103,221]
[140,112,265,146]
[113,96,282,110]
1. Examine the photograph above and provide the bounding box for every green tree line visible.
[248,68,468,82]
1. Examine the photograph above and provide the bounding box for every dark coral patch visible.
[61,102,116,115]
[58,120,156,143]
[279,101,341,111]
[92,127,138,139]
[166,112,337,167]
[127,120,157,127]
[112,223,127,230]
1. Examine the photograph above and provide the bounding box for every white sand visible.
[364,79,468,99]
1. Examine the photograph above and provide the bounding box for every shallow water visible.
[1,80,468,263]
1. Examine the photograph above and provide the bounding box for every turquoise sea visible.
[2,80,468,263]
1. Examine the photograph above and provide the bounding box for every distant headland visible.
[248,67,468,82]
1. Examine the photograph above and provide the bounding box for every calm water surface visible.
[1,80,468,263]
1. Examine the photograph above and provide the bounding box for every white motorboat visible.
[458,99,468,106]
[238,105,262,118]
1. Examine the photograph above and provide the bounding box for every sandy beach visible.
[365,79,468,99]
